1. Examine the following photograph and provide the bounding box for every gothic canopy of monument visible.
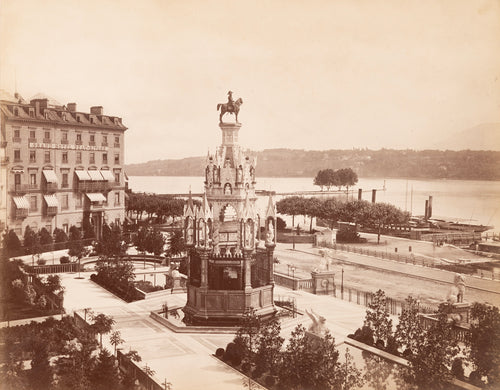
[182,92,277,325]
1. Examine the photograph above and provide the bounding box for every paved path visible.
[59,273,374,390]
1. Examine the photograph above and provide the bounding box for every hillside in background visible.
[125,148,500,180]
[433,123,500,151]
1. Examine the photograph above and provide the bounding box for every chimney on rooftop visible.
[67,103,77,112]
[90,106,103,115]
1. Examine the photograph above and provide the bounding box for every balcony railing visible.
[28,138,37,143]
[45,206,58,216]
[89,141,96,146]
[114,143,120,148]
[14,184,29,194]
[76,140,83,145]
[12,137,21,143]
[61,139,69,144]
[14,209,28,219]
[77,182,110,192]
[44,183,58,192]
[43,138,51,143]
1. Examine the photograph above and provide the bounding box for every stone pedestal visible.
[447,302,471,324]
[311,270,335,295]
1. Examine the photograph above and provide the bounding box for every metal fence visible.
[320,243,500,280]
[273,271,437,316]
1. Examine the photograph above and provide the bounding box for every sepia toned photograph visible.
[1,1,499,389]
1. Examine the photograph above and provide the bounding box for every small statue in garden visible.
[446,273,466,303]
[305,309,327,336]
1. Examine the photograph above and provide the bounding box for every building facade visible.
[0,91,127,239]
[182,114,277,325]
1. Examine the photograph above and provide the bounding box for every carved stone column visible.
[199,250,209,288]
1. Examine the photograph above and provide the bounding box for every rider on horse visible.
[227,91,234,111]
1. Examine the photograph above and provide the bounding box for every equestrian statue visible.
[217,90,243,123]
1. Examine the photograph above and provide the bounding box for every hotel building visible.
[0,91,127,239]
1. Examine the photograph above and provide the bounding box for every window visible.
[61,194,69,210]
[76,151,82,164]
[76,133,82,144]
[90,134,95,142]
[44,131,50,140]
[102,135,108,145]
[30,173,37,186]
[14,174,21,186]
[30,130,36,139]
[114,153,119,164]
[76,193,82,208]
[62,132,68,142]
[30,195,37,211]
[63,224,69,234]
[102,153,108,164]
[62,152,68,163]
[114,192,120,205]
[14,149,21,162]
[14,129,20,138]
[44,151,51,163]
[29,109,34,118]
[89,152,95,164]
[29,150,36,163]
[62,173,69,188]
[114,136,120,145]
[114,172,120,184]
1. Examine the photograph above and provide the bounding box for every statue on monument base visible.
[217,90,243,123]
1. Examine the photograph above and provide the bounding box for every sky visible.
[1,0,499,164]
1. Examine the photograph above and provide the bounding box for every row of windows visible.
[14,150,120,164]
[14,171,121,187]
[23,192,122,211]
[12,128,121,146]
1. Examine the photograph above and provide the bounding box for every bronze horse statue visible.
[217,98,243,123]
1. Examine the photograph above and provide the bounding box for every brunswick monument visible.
[182,92,277,325]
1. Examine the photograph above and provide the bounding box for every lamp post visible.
[292,226,296,250]
[341,267,344,297]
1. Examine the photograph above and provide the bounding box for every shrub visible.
[469,371,483,386]
[241,362,251,373]
[385,336,400,355]
[60,256,70,264]
[37,258,47,265]
[375,339,385,350]
[265,375,276,387]
[354,325,374,345]
[215,348,225,358]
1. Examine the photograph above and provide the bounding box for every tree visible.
[95,223,126,258]
[254,317,284,377]
[467,302,500,386]
[320,198,340,229]
[28,343,52,390]
[405,312,459,389]
[3,230,22,256]
[0,352,28,390]
[364,289,393,345]
[53,227,69,243]
[234,308,261,362]
[336,168,358,191]
[38,227,53,246]
[44,274,63,295]
[276,196,304,227]
[90,348,121,390]
[167,229,185,257]
[24,226,42,265]
[90,313,115,347]
[109,330,124,355]
[149,229,166,256]
[365,202,410,244]
[395,296,422,357]
[313,169,336,191]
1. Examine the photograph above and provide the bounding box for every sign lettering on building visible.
[28,142,107,151]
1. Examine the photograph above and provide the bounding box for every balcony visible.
[101,142,108,147]
[44,182,58,192]
[46,206,58,216]
[76,140,83,145]
[12,137,21,143]
[14,209,29,219]
[13,184,29,194]
[43,138,51,144]
[1,156,9,165]
[28,138,37,144]
[114,143,120,148]
[77,182,110,192]
[89,141,96,146]
[61,139,69,144]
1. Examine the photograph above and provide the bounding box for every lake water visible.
[128,176,500,233]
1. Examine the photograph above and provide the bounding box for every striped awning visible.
[13,196,29,209]
[75,170,91,181]
[86,193,107,203]
[43,194,59,208]
[87,170,104,181]
[100,170,115,181]
[42,170,58,183]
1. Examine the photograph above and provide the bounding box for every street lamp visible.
[341,268,344,297]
